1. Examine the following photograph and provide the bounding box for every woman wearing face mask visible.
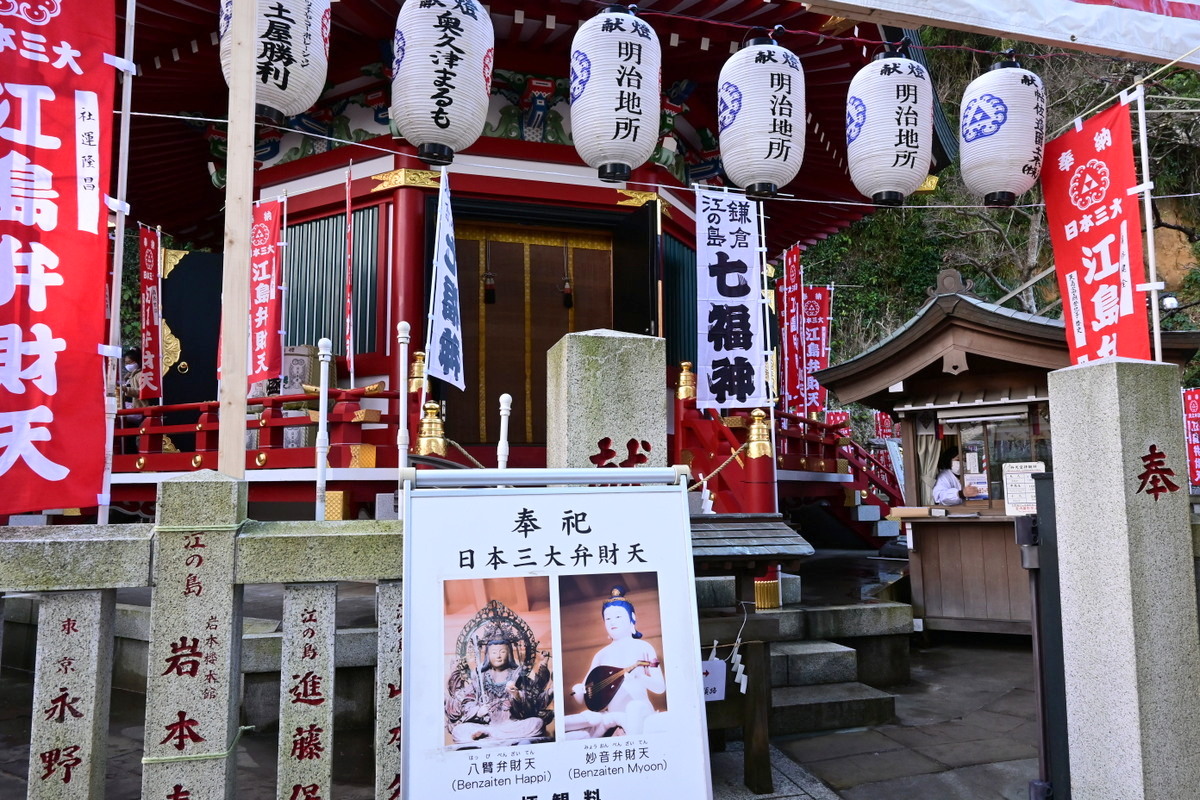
[932,446,979,505]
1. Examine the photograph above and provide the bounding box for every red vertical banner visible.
[875,411,895,439]
[1043,103,1150,363]
[248,200,282,386]
[779,244,804,414]
[825,410,850,435]
[343,170,355,377]
[138,226,162,399]
[1183,388,1200,486]
[0,0,114,514]
[800,285,833,415]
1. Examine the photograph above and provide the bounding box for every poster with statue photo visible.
[403,482,711,799]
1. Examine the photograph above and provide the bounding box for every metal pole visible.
[315,337,332,521]
[397,322,410,474]
[1133,86,1164,362]
[756,203,779,514]
[98,0,139,525]
[497,393,512,469]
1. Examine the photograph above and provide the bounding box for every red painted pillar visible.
[743,409,777,514]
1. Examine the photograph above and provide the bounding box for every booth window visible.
[284,206,380,356]
[920,403,1052,512]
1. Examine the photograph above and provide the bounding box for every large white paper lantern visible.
[390,0,495,165]
[845,54,933,205]
[717,38,805,198]
[959,61,1046,206]
[219,0,331,120]
[570,6,662,182]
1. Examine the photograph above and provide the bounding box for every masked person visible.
[932,446,979,505]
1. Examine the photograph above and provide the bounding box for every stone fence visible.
[0,471,404,800]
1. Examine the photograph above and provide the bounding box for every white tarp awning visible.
[804,0,1200,70]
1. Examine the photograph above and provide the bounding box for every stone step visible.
[769,682,896,735]
[758,601,913,640]
[770,640,857,687]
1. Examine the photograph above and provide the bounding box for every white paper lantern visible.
[718,38,805,197]
[959,61,1046,206]
[390,0,495,165]
[570,6,662,182]
[219,0,331,120]
[845,54,933,205]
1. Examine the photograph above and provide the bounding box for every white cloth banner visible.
[806,0,1200,70]
[694,187,769,410]
[425,171,466,390]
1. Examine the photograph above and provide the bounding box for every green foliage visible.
[803,201,946,362]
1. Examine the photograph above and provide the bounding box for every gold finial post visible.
[416,401,447,456]
[677,361,697,400]
[409,351,428,394]
[747,408,772,459]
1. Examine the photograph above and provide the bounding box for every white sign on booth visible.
[402,482,712,799]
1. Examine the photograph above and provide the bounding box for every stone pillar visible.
[142,471,247,800]
[27,590,115,798]
[546,329,666,468]
[277,583,337,800]
[375,579,404,798]
[1049,359,1200,799]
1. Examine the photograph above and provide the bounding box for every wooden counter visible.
[909,514,1031,634]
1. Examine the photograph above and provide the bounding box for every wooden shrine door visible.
[444,224,613,447]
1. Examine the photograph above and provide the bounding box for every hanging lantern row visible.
[220,0,1046,203]
[569,5,663,182]
[958,61,1046,206]
[845,53,934,206]
[717,37,806,198]
[389,0,495,165]
[219,0,332,120]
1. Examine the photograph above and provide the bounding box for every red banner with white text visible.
[825,410,850,436]
[0,0,114,514]
[1184,388,1200,486]
[779,244,804,414]
[138,226,162,399]
[248,200,283,386]
[800,285,833,415]
[1043,103,1150,364]
[875,411,895,439]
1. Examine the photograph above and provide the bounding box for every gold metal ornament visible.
[747,409,773,459]
[416,401,447,457]
[677,361,696,400]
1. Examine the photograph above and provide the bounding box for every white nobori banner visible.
[425,170,466,390]
[694,187,770,410]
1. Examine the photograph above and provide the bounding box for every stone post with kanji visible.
[142,471,247,799]
[1049,359,1200,799]
[546,329,667,469]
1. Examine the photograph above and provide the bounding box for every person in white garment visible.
[563,585,665,739]
[932,446,979,505]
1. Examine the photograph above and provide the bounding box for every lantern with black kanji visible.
[570,5,662,182]
[219,0,331,120]
[390,0,495,165]
[845,53,933,205]
[959,60,1046,206]
[717,38,805,198]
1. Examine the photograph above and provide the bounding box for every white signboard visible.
[695,186,770,410]
[1003,461,1046,516]
[402,482,712,799]
[805,0,1200,70]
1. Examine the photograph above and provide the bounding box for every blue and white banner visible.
[426,170,466,390]
[694,187,769,410]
